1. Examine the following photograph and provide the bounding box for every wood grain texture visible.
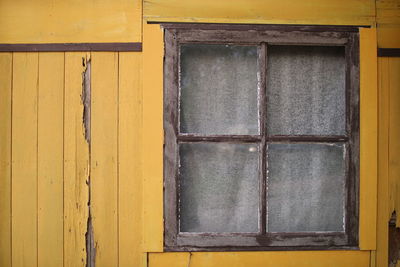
[118,52,145,266]
[359,28,378,251]
[376,57,390,267]
[0,0,142,43]
[11,52,39,267]
[37,52,64,267]
[142,23,164,252]
[376,0,400,48]
[64,52,90,267]
[91,52,119,266]
[149,251,371,267]
[388,58,400,226]
[144,0,375,26]
[0,53,12,267]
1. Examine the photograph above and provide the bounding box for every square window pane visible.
[179,142,259,233]
[267,143,345,232]
[266,46,346,136]
[180,44,259,135]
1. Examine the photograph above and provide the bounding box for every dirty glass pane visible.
[266,46,346,136]
[180,44,259,135]
[267,143,345,232]
[179,142,259,233]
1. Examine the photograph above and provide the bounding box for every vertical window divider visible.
[259,42,268,235]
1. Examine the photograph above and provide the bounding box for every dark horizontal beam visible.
[0,42,142,52]
[378,48,400,57]
[159,22,362,32]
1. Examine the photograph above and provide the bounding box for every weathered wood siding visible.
[0,1,399,267]
[0,0,142,43]
[0,52,143,267]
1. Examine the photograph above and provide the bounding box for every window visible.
[163,24,359,251]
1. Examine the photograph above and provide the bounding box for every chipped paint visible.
[81,59,95,267]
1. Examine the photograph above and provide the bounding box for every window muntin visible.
[164,25,359,250]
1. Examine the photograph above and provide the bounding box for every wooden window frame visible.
[163,24,360,251]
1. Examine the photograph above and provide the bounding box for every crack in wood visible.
[82,58,95,267]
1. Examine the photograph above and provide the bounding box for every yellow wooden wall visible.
[0,0,142,43]
[0,1,399,267]
[0,52,143,267]
[376,57,400,267]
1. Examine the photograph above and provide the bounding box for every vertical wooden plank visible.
[359,27,378,250]
[12,52,39,267]
[64,52,90,267]
[0,53,12,267]
[118,52,144,266]
[37,52,64,267]
[91,52,119,266]
[376,57,390,267]
[389,58,400,224]
[142,23,164,252]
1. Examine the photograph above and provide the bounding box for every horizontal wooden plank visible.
[0,0,142,43]
[0,43,142,52]
[144,0,375,26]
[149,251,371,267]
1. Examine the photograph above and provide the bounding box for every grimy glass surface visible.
[267,143,345,232]
[180,44,259,135]
[179,142,259,233]
[266,45,346,136]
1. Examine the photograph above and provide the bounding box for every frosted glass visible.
[266,45,346,135]
[179,142,259,233]
[180,44,259,135]
[267,143,345,232]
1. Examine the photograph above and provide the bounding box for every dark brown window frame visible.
[163,24,360,252]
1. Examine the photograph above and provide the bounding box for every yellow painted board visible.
[149,251,371,267]
[143,0,375,26]
[377,25,400,49]
[0,0,142,43]
[12,52,39,267]
[0,53,12,267]
[376,0,400,48]
[376,57,390,267]
[91,52,119,266]
[370,250,376,267]
[142,23,164,252]
[359,28,378,251]
[64,52,90,267]
[37,52,64,267]
[118,52,144,266]
[389,58,400,224]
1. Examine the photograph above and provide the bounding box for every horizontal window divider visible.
[177,231,345,237]
[267,135,349,142]
[177,135,262,142]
